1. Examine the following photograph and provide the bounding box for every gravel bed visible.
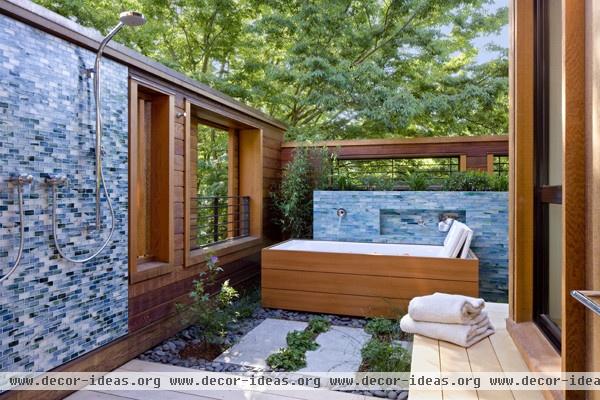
[138,307,408,399]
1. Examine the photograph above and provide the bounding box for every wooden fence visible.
[281,135,509,174]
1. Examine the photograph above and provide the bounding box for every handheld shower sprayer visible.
[49,11,146,264]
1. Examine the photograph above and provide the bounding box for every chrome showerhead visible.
[119,11,146,27]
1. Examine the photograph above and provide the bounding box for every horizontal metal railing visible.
[190,196,250,249]
[333,157,461,189]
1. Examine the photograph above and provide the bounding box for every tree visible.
[35,0,508,140]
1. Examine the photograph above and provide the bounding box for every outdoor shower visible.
[47,11,146,263]
[0,174,33,283]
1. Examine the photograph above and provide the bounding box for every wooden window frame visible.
[183,99,263,268]
[128,78,175,283]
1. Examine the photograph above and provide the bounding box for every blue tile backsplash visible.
[0,15,128,372]
[314,191,509,302]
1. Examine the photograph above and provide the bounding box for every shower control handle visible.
[45,174,68,186]
[9,173,33,186]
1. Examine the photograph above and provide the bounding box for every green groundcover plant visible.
[266,316,331,371]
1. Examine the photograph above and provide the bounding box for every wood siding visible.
[128,71,285,333]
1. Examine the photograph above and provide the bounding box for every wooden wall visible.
[282,135,508,173]
[127,71,285,333]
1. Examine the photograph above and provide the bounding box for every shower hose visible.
[48,167,115,264]
[0,183,27,283]
[48,54,115,264]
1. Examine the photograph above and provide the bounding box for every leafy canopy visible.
[36,0,508,140]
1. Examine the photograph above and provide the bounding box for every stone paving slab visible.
[215,318,307,368]
[300,326,371,373]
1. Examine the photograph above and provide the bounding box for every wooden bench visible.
[408,303,545,400]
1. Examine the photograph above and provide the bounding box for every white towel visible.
[400,314,495,348]
[408,292,485,324]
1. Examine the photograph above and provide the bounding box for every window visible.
[129,80,174,282]
[190,121,249,250]
[533,0,563,350]
[188,120,249,251]
[493,156,509,175]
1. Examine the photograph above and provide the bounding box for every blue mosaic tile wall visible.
[314,191,509,302]
[0,15,129,372]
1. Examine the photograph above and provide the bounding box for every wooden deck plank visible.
[408,304,549,400]
[67,391,139,400]
[488,330,545,400]
[438,341,478,400]
[408,336,443,400]
[92,390,214,400]
[467,338,513,400]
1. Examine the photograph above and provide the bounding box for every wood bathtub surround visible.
[262,244,479,318]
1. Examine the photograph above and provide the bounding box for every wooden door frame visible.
[509,0,587,387]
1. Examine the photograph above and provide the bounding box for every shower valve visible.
[9,174,33,186]
[45,174,68,186]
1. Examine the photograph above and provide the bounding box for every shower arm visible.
[92,22,123,227]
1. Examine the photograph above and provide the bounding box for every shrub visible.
[365,318,395,338]
[176,254,239,345]
[403,172,431,191]
[271,146,334,238]
[361,339,411,372]
[442,171,508,191]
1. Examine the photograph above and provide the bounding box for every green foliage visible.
[265,347,306,371]
[286,330,319,352]
[358,176,395,191]
[230,287,260,320]
[271,146,333,238]
[176,254,239,345]
[266,316,332,371]
[361,339,412,372]
[307,316,331,334]
[365,318,396,338]
[196,126,228,198]
[442,171,508,191]
[35,0,508,140]
[403,172,431,191]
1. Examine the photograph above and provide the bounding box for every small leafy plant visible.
[265,347,306,371]
[266,316,331,371]
[361,338,411,372]
[361,316,412,372]
[177,254,239,346]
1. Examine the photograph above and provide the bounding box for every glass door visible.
[533,0,562,350]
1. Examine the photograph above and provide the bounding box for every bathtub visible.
[261,239,479,318]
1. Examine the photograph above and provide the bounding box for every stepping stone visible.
[216,318,307,368]
[299,325,371,373]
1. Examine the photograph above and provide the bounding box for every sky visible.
[473,0,509,63]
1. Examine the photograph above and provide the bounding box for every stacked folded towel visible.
[400,292,495,347]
